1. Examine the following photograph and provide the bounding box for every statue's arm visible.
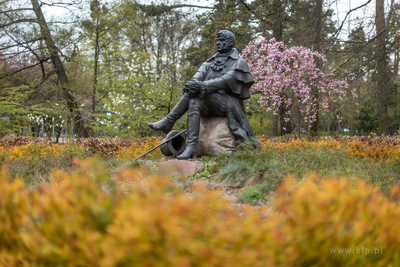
[200,77,229,97]
[199,59,253,98]
[188,73,234,98]
[185,75,228,98]
[191,63,207,81]
[185,60,252,98]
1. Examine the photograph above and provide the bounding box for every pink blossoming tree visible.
[242,38,357,136]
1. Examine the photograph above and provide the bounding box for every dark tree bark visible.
[374,0,390,135]
[271,0,283,42]
[215,0,224,35]
[30,0,89,137]
[310,0,323,137]
[271,0,290,135]
[92,22,100,131]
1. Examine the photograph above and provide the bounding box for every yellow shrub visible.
[0,142,85,161]
[0,137,163,162]
[0,158,400,266]
[344,141,398,161]
[3,136,400,163]
[258,138,400,162]
[117,136,163,161]
[0,158,271,266]
[268,173,400,266]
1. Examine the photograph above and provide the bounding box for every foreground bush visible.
[269,174,400,266]
[0,158,399,266]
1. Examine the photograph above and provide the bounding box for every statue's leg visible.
[147,93,190,134]
[177,98,205,159]
[207,92,261,148]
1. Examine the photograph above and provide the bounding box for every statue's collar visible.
[207,48,239,62]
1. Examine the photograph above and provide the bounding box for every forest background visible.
[1,0,399,141]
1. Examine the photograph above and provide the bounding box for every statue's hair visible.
[217,30,236,48]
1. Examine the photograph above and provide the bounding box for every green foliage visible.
[215,161,261,187]
[188,164,212,180]
[237,183,270,205]
[0,0,398,139]
[356,100,379,133]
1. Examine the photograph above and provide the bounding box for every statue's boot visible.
[177,113,200,159]
[147,94,189,134]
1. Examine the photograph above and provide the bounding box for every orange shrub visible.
[3,135,400,163]
[0,158,271,266]
[0,142,84,160]
[267,174,400,266]
[258,137,400,162]
[0,137,163,161]
[117,136,163,161]
[0,158,399,266]
[344,141,398,161]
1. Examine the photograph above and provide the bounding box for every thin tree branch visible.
[340,28,386,68]
[0,61,45,80]
[0,8,34,13]
[331,0,373,39]
[0,18,37,29]
[31,68,58,90]
[0,37,45,51]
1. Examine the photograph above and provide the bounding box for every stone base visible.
[157,160,203,177]
[197,117,236,157]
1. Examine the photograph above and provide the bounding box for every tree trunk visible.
[92,21,100,135]
[31,0,89,138]
[375,0,390,135]
[272,0,284,135]
[272,0,283,42]
[310,0,323,136]
[215,0,224,36]
[297,102,301,136]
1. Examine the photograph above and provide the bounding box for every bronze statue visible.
[148,30,261,159]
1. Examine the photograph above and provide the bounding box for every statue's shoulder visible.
[231,58,251,73]
[206,53,218,63]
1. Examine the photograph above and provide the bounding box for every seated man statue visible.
[148,30,261,159]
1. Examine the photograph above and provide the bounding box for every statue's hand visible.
[184,81,201,96]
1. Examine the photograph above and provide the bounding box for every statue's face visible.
[216,36,232,53]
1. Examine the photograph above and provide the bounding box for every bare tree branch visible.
[0,60,48,80]
[31,67,57,90]
[340,28,386,68]
[0,19,37,29]
[0,8,33,13]
[330,0,373,42]
[0,37,45,51]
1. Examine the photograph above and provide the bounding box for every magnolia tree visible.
[242,38,357,135]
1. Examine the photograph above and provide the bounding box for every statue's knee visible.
[189,98,201,107]
[188,98,202,114]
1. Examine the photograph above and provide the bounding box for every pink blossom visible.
[242,38,357,126]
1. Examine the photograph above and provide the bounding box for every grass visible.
[1,140,400,205]
[207,142,400,204]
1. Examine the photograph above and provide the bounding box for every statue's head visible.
[216,30,235,53]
